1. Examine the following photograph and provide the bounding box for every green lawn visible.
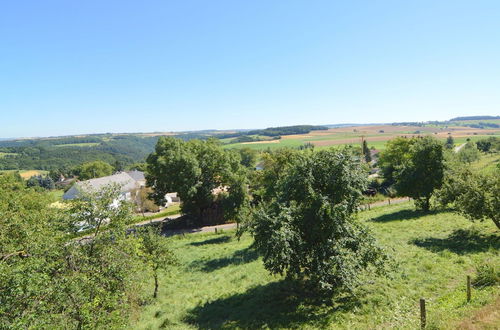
[131,202,499,329]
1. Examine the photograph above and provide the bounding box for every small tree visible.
[457,142,480,163]
[362,140,371,163]
[438,169,500,230]
[247,149,387,293]
[445,135,455,149]
[137,226,176,298]
[132,187,159,216]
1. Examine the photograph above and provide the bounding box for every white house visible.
[63,170,146,201]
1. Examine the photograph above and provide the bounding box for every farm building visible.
[63,170,146,201]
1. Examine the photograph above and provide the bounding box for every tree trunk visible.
[153,273,159,298]
[493,217,500,230]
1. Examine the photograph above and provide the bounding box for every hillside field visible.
[224,124,500,151]
[131,202,500,329]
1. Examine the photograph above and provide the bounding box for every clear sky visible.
[1,1,499,138]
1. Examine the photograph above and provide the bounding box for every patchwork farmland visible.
[224,123,500,150]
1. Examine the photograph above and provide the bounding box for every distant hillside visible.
[0,135,160,171]
[450,115,500,121]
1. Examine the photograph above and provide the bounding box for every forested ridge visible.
[0,135,160,170]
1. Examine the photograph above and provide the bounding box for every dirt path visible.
[455,143,466,152]
[153,198,411,237]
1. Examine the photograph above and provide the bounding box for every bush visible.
[473,263,500,287]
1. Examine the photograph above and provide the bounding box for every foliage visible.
[438,167,500,230]
[362,139,371,162]
[473,262,500,287]
[476,136,500,153]
[75,160,114,180]
[238,147,258,168]
[380,136,445,211]
[0,176,145,328]
[132,187,160,215]
[445,135,455,149]
[146,137,249,225]
[136,226,176,298]
[457,142,480,163]
[246,149,387,293]
[26,174,55,190]
[378,137,415,186]
[0,135,160,171]
[251,148,299,203]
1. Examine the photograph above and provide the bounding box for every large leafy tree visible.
[247,149,387,293]
[76,160,114,180]
[379,136,445,211]
[146,137,249,224]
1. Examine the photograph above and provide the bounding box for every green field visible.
[53,142,100,148]
[131,202,499,329]
[0,152,16,158]
[225,134,500,152]
[471,153,500,174]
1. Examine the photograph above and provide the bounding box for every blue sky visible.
[1,1,499,138]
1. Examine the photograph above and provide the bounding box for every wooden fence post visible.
[215,228,218,234]
[467,276,471,303]
[388,199,391,205]
[420,298,426,329]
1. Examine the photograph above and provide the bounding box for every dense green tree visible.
[77,160,114,180]
[251,148,299,203]
[445,135,455,149]
[26,175,55,190]
[379,137,445,211]
[146,137,249,225]
[476,137,499,153]
[362,139,371,162]
[394,136,445,211]
[238,147,258,168]
[246,149,387,293]
[438,168,500,230]
[378,137,415,187]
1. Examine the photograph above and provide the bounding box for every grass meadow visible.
[131,202,499,329]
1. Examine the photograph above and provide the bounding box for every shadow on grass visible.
[183,280,356,329]
[370,209,439,222]
[190,236,231,246]
[412,228,500,255]
[190,247,259,272]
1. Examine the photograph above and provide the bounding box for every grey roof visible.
[63,171,145,200]
[126,170,145,182]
